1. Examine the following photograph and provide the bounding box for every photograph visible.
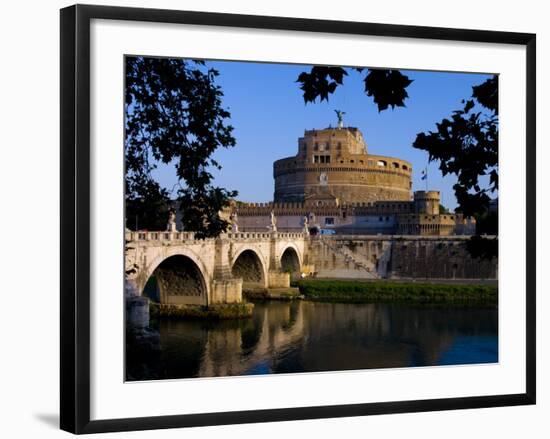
[123,56,499,382]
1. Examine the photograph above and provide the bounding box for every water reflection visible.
[126,301,498,381]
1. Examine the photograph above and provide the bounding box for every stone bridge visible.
[125,230,308,306]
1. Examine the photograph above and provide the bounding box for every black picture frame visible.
[60,4,536,434]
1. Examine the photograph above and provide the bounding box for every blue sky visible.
[151,60,494,211]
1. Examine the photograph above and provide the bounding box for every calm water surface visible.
[126,301,498,381]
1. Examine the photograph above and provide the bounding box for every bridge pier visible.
[267,271,291,289]
[268,232,282,272]
[125,279,150,328]
[211,237,244,304]
[211,278,243,304]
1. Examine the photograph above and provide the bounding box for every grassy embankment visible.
[293,279,497,306]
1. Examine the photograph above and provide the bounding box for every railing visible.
[125,230,308,242]
[226,231,306,240]
[125,231,198,242]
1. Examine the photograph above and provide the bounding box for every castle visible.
[232,122,476,236]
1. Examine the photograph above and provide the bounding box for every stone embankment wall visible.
[309,236,497,280]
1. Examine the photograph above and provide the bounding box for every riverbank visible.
[294,279,497,305]
[150,302,254,319]
[243,287,302,301]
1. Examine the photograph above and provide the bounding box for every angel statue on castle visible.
[335,109,346,129]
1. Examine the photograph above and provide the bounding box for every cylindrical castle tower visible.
[273,127,412,204]
[413,191,440,215]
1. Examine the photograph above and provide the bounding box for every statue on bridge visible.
[166,209,177,232]
[269,210,277,232]
[302,215,310,235]
[230,211,239,233]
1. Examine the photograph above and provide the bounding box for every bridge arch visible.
[140,248,211,306]
[231,247,268,290]
[280,245,302,279]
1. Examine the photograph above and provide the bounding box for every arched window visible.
[377,160,387,167]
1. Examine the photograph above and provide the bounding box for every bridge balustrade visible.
[126,231,198,242]
[126,230,307,243]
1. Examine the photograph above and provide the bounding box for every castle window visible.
[325,217,334,225]
[337,142,342,149]
[314,142,319,150]
[350,159,355,163]
[313,155,319,163]
[377,160,387,167]
[402,164,408,170]
[392,162,399,168]
[386,216,390,221]
[359,160,364,164]
[340,160,344,164]
[379,216,383,222]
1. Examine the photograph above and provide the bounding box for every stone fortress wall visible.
[308,236,497,280]
[233,192,475,237]
[273,127,412,203]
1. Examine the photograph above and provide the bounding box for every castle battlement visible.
[229,123,477,237]
[273,126,412,204]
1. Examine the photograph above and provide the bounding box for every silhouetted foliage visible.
[439,204,450,214]
[363,69,414,111]
[413,75,498,220]
[466,234,498,260]
[472,76,498,114]
[125,174,170,231]
[125,56,237,238]
[475,211,498,236]
[414,75,499,258]
[297,67,413,112]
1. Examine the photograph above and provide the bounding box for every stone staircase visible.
[313,237,379,279]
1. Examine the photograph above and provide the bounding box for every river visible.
[126,300,498,381]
